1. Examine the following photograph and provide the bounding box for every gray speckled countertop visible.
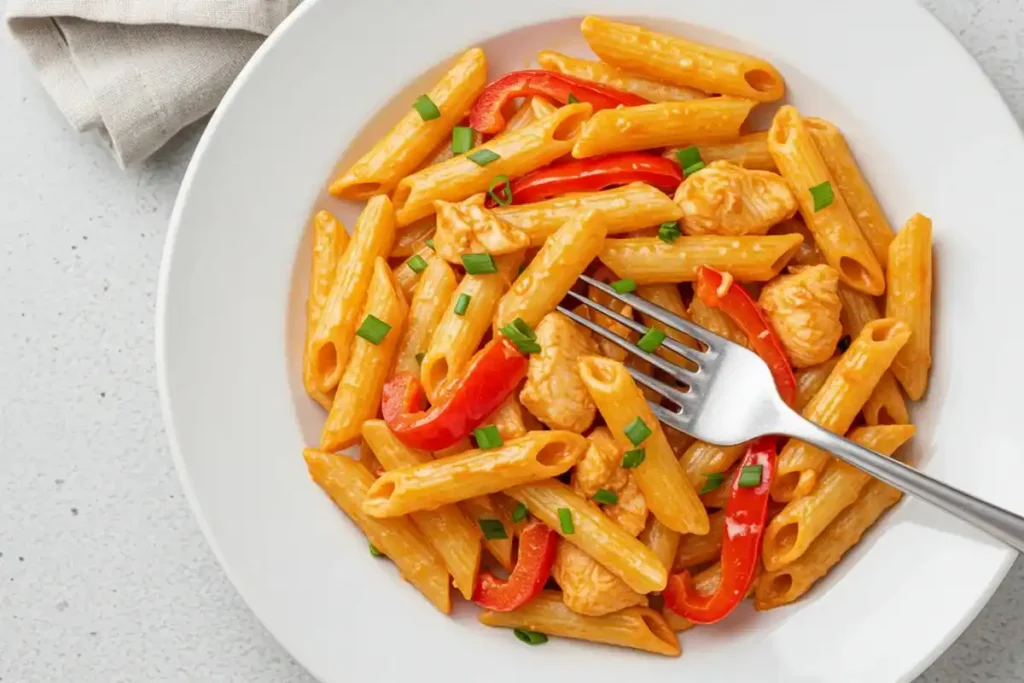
[1,1,1022,681]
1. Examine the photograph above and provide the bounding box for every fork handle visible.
[783,412,1024,554]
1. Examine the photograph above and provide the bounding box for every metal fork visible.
[558,274,1024,553]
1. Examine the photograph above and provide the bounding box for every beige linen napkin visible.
[6,0,300,166]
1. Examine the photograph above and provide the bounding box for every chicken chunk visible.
[674,161,797,236]
[574,428,648,537]
[432,194,530,263]
[552,541,648,616]
[520,312,599,432]
[758,264,844,368]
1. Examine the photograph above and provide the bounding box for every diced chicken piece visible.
[674,161,797,236]
[574,428,648,537]
[758,265,844,368]
[432,194,530,263]
[552,541,647,616]
[520,312,599,432]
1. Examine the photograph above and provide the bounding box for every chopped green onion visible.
[514,629,548,645]
[369,542,384,557]
[518,263,527,275]
[557,507,575,534]
[406,254,428,273]
[512,503,528,523]
[462,253,498,274]
[621,448,646,469]
[676,145,703,170]
[500,317,541,354]
[356,315,392,345]
[637,328,667,353]
[425,238,435,251]
[611,278,636,294]
[738,465,764,488]
[454,293,471,316]
[568,93,580,104]
[468,149,501,166]
[414,352,425,364]
[684,161,706,176]
[473,425,503,450]
[451,125,473,154]
[479,518,508,540]
[810,181,834,212]
[837,334,852,353]
[658,221,681,244]
[488,174,513,206]
[412,94,441,121]
[699,472,726,494]
[623,417,652,446]
[593,489,619,505]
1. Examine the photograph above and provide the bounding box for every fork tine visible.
[648,399,688,431]
[556,304,699,387]
[623,363,696,412]
[579,274,729,349]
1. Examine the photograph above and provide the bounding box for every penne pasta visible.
[639,517,681,574]
[768,106,885,295]
[304,209,350,409]
[392,258,457,377]
[321,257,407,451]
[358,438,382,476]
[330,48,488,199]
[458,495,515,571]
[389,217,436,259]
[504,96,560,134]
[688,294,748,347]
[665,132,777,172]
[479,591,680,656]
[636,284,699,369]
[572,97,756,159]
[392,240,444,299]
[674,509,726,570]
[599,234,803,285]
[886,213,933,400]
[537,50,705,102]
[303,449,450,613]
[580,16,785,102]
[393,102,594,226]
[362,431,587,517]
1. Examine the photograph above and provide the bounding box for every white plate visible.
[157,1,1024,681]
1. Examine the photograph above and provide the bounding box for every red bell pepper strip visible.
[473,520,558,611]
[487,153,683,207]
[469,70,648,135]
[381,337,527,451]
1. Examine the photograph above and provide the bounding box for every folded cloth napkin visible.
[6,0,300,166]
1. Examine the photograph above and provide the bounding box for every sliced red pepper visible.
[473,520,557,611]
[469,70,648,135]
[381,337,527,452]
[487,153,683,206]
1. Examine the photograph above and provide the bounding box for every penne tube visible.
[639,517,681,574]
[392,258,457,377]
[504,96,560,134]
[421,252,521,403]
[303,210,350,409]
[886,213,933,400]
[838,284,881,337]
[586,267,637,363]
[537,50,705,102]
[756,479,902,610]
[768,106,885,295]
[309,196,396,394]
[580,16,785,102]
[363,431,587,517]
[773,319,911,502]
[771,217,825,267]
[392,240,444,299]
[458,495,514,571]
[494,210,606,330]
[665,132,776,172]
[804,118,894,267]
[636,284,698,369]
[688,294,748,347]
[393,102,594,226]
[494,182,681,246]
[389,217,436,258]
[674,509,726,570]
[762,424,914,571]
[599,234,803,285]
[506,480,667,593]
[358,438,382,476]
[479,591,680,656]
[579,356,708,535]
[361,420,482,599]
[572,97,756,159]
[330,48,488,199]
[321,258,407,451]
[795,358,840,410]
[303,449,450,613]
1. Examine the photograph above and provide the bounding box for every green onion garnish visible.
[621,448,646,469]
[462,253,497,274]
[414,352,425,364]
[684,161,706,176]
[514,629,548,645]
[658,221,681,244]
[557,507,575,534]
[611,278,636,294]
[517,263,527,275]
[568,93,580,104]
[407,254,428,273]
[473,425,503,450]
[500,317,541,354]
[623,417,652,446]
[468,149,500,166]
[512,503,528,523]
[810,181,834,212]
[738,465,764,488]
[593,489,619,505]
[412,94,441,121]
[676,145,702,170]
[454,293,471,316]
[699,472,725,494]
[479,518,508,540]
[425,238,435,251]
[837,334,852,353]
[356,315,392,345]
[451,126,473,154]
[637,328,667,353]
[488,174,513,206]
[369,542,384,557]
